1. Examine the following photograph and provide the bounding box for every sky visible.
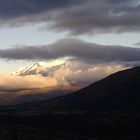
[0,0,140,98]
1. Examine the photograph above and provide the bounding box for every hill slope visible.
[1,66,140,139]
[4,66,140,112]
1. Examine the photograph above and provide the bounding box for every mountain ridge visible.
[4,66,140,112]
[11,62,48,76]
[11,60,65,76]
[1,66,140,139]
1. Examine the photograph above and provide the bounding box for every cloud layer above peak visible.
[0,0,139,34]
[0,38,140,65]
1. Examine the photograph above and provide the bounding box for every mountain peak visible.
[11,60,66,76]
[12,62,48,76]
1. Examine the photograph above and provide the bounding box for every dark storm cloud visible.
[51,0,140,34]
[0,0,81,18]
[0,0,139,34]
[0,38,140,64]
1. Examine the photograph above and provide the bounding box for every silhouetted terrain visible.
[1,66,140,139]
[0,86,75,106]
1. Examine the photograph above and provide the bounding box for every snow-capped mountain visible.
[12,60,65,76]
[12,62,48,76]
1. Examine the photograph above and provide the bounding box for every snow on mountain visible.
[12,60,65,76]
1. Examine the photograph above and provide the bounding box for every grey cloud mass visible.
[0,38,140,64]
[134,42,140,46]
[0,0,139,34]
[0,0,81,17]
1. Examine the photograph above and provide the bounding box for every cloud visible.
[0,60,127,105]
[0,38,140,65]
[50,61,126,86]
[0,0,81,18]
[134,42,140,46]
[0,0,84,27]
[0,74,59,91]
[0,0,139,34]
[0,60,126,91]
[50,0,140,35]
